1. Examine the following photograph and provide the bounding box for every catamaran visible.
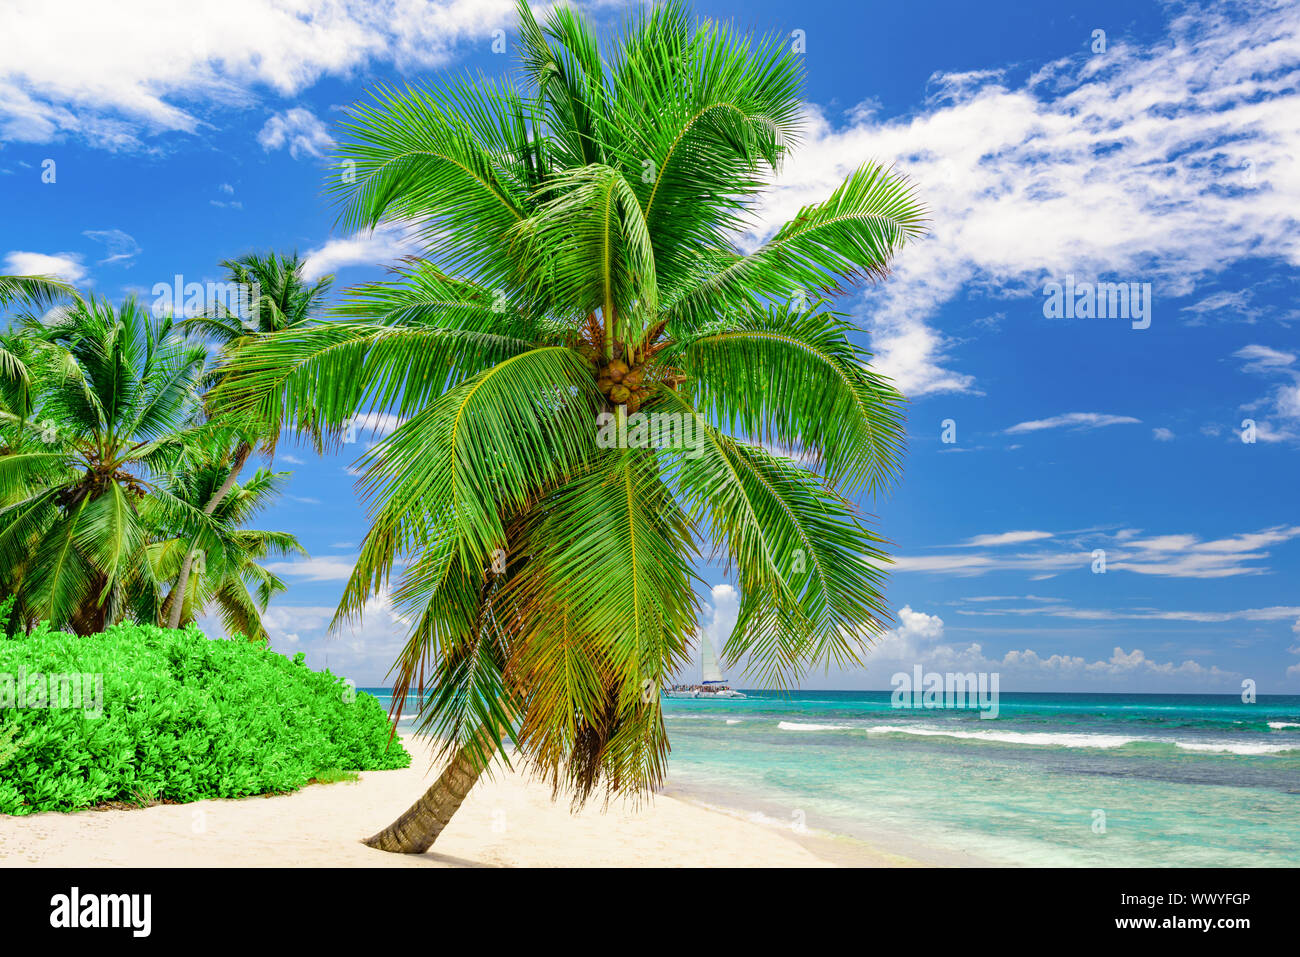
[663,632,747,699]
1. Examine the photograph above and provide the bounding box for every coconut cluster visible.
[577,344,652,413]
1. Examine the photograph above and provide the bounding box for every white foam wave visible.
[864,726,1138,748]
[777,721,851,731]
[863,725,1299,754]
[1174,741,1299,755]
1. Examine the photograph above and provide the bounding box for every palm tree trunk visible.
[362,738,488,853]
[165,440,252,629]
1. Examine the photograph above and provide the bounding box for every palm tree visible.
[164,252,332,628]
[0,275,75,311]
[217,0,925,852]
[0,295,221,633]
[0,274,77,410]
[178,251,333,345]
[152,450,307,642]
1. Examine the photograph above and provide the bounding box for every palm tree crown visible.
[218,0,926,814]
[179,250,333,346]
[153,451,306,642]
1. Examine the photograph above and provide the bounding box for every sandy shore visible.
[1,735,910,867]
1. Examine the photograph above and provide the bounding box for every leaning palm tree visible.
[152,450,307,642]
[217,0,924,853]
[0,295,221,633]
[164,252,332,628]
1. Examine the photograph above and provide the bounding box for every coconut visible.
[622,368,643,388]
[606,359,629,382]
[596,377,613,394]
[610,384,631,403]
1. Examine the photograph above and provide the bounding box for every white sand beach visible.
[1,735,910,867]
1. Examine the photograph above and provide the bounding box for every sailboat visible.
[663,632,747,699]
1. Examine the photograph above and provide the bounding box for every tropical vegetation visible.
[0,255,320,640]
[0,620,408,814]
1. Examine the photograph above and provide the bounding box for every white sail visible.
[701,632,723,684]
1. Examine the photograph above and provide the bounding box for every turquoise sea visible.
[367,689,1300,866]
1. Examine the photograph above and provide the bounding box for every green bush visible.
[0,622,409,814]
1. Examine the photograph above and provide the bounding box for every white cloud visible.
[1234,343,1296,369]
[2,250,88,284]
[211,182,242,209]
[0,0,519,148]
[1233,343,1300,442]
[961,530,1053,547]
[82,228,140,265]
[998,646,1237,681]
[695,583,739,672]
[1181,288,1259,324]
[956,602,1300,624]
[258,107,335,159]
[302,221,421,280]
[892,551,1086,576]
[1152,427,1175,441]
[856,605,1239,689]
[749,0,1300,395]
[247,589,414,683]
[872,604,946,659]
[347,411,406,439]
[894,525,1300,578]
[1005,412,1140,434]
[262,557,359,581]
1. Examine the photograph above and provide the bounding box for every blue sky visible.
[2,0,1297,691]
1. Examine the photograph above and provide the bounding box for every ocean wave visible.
[862,725,1300,754]
[1174,741,1299,755]
[1268,721,1300,730]
[725,719,743,725]
[778,721,852,731]
[864,726,1138,748]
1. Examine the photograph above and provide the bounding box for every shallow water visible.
[365,688,1300,866]
[659,691,1300,866]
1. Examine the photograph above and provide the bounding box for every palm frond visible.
[665,304,906,494]
[667,162,926,328]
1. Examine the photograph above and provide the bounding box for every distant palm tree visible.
[0,274,77,410]
[0,295,219,633]
[153,451,306,642]
[164,251,332,628]
[220,0,925,852]
[179,251,333,345]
